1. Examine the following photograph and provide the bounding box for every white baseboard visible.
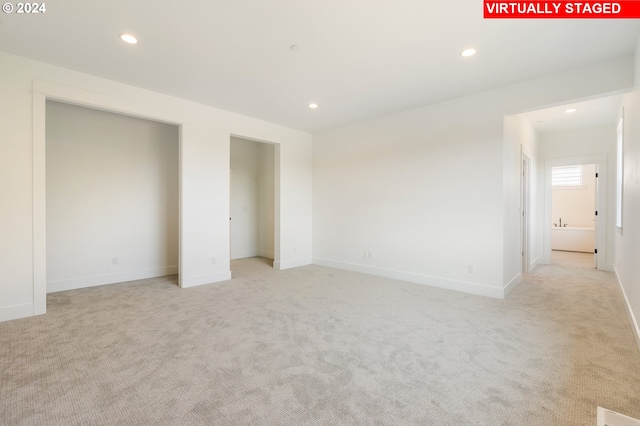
[180,270,231,288]
[312,257,504,299]
[274,257,312,270]
[613,266,640,353]
[231,250,258,260]
[0,302,35,323]
[47,266,179,293]
[503,273,522,297]
[529,257,539,271]
[257,250,274,259]
[598,406,640,426]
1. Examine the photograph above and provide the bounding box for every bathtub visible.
[551,226,595,253]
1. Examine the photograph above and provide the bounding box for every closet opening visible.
[45,100,180,293]
[229,136,277,273]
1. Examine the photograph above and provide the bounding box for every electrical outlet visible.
[112,257,118,266]
[211,257,217,265]
[468,264,474,273]
[368,251,373,259]
[363,251,368,258]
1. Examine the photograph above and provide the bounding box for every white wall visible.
[313,56,633,299]
[552,164,597,228]
[538,125,616,267]
[258,142,276,259]
[0,51,312,322]
[503,114,539,274]
[230,137,274,260]
[46,101,179,292]
[230,138,259,259]
[615,37,640,349]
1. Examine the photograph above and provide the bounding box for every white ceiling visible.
[0,1,638,132]
[521,94,625,134]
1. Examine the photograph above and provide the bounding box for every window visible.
[616,112,624,228]
[552,165,582,186]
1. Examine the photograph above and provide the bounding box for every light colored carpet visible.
[1,258,639,425]
[552,250,596,269]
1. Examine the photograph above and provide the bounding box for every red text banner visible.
[484,1,640,18]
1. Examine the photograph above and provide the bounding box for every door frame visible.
[521,154,531,273]
[32,80,185,316]
[543,154,607,269]
[229,134,281,267]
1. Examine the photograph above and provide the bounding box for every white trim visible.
[274,257,312,270]
[529,257,539,271]
[616,109,624,229]
[313,257,505,299]
[597,406,640,426]
[0,303,35,323]
[543,155,606,269]
[273,144,282,267]
[32,80,184,124]
[503,273,522,297]
[521,152,531,274]
[47,266,179,293]
[257,250,274,259]
[180,271,232,288]
[613,266,640,353]
[32,91,47,315]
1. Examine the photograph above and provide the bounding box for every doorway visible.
[544,156,606,270]
[229,136,276,268]
[550,163,597,268]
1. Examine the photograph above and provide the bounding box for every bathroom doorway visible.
[550,163,597,268]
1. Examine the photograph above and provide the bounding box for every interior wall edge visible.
[274,258,312,270]
[503,273,522,298]
[530,257,540,272]
[0,303,34,323]
[181,271,232,288]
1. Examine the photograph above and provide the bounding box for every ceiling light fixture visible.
[565,108,577,113]
[119,33,138,44]
[309,103,318,109]
[460,48,476,57]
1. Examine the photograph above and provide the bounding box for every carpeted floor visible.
[1,258,639,425]
[552,250,595,269]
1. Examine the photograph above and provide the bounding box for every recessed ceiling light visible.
[565,108,577,113]
[119,33,138,44]
[309,103,318,109]
[460,48,476,57]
